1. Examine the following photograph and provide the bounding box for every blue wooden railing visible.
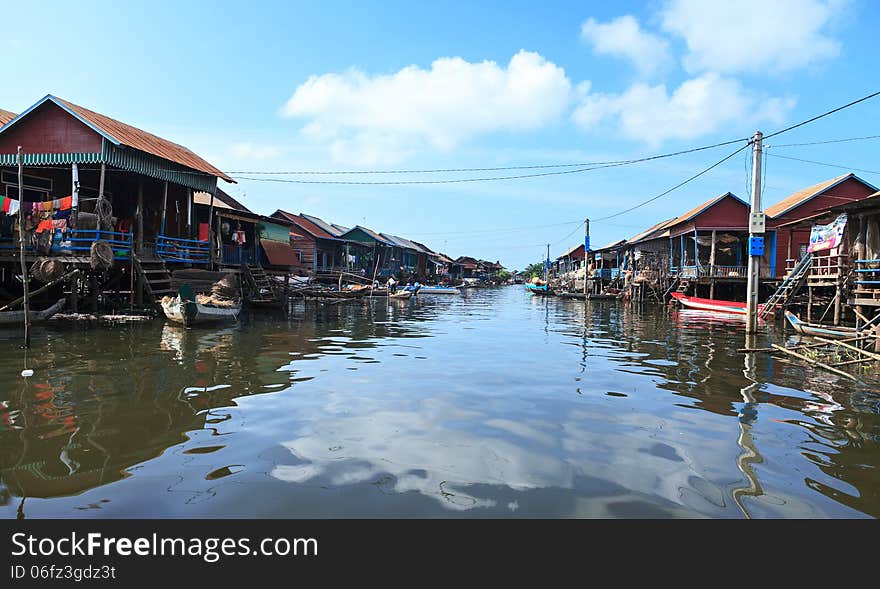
[0,229,133,259]
[156,234,210,265]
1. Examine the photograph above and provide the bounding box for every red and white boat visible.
[670,292,764,316]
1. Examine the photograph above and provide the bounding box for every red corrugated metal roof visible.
[51,96,233,182]
[260,239,297,267]
[0,109,16,127]
[273,210,338,240]
[765,173,853,218]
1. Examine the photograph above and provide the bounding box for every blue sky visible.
[4,0,879,269]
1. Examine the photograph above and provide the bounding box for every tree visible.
[524,262,545,278]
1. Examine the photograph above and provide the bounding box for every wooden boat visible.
[525,283,552,295]
[0,298,66,324]
[403,285,460,294]
[161,285,240,327]
[784,310,859,339]
[670,292,763,316]
[388,290,413,300]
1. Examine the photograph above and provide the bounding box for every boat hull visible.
[161,299,240,327]
[784,311,857,339]
[670,292,763,316]
[403,286,459,294]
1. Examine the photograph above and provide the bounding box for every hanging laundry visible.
[198,222,210,242]
[232,230,246,245]
[36,219,55,233]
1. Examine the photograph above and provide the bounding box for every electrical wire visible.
[769,134,880,148]
[765,153,880,175]
[762,89,880,140]
[591,143,751,222]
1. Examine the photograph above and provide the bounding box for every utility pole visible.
[584,219,590,297]
[17,147,30,349]
[544,243,550,282]
[745,131,764,333]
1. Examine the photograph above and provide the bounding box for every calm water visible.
[1,286,878,518]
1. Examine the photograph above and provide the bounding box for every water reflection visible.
[0,287,878,518]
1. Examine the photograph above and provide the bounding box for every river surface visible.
[1,285,878,518]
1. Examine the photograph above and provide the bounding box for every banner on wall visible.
[808,213,847,253]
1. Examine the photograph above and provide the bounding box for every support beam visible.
[136,179,144,255]
[746,131,764,333]
[159,181,168,236]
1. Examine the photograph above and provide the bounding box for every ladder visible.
[244,264,279,304]
[758,254,812,319]
[133,255,173,304]
[676,278,690,294]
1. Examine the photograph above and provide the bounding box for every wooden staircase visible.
[133,256,173,304]
[244,264,280,305]
[758,254,812,319]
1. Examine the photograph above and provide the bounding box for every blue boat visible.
[402,285,460,294]
[525,283,551,295]
[784,310,858,339]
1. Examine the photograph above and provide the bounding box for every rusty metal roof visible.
[4,95,233,182]
[0,109,15,127]
[273,210,339,240]
[260,239,298,267]
[763,173,878,218]
[627,217,677,244]
[194,188,253,213]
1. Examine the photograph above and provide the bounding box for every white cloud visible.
[228,142,281,160]
[581,15,673,77]
[281,50,573,165]
[573,73,796,146]
[660,0,845,74]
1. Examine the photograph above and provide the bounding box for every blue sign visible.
[749,236,765,256]
[584,236,590,251]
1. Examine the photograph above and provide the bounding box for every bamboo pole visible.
[770,344,858,381]
[0,269,80,312]
[832,357,875,367]
[814,337,880,361]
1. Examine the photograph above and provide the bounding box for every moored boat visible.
[784,310,859,339]
[388,290,413,300]
[525,283,552,295]
[161,285,240,327]
[670,292,763,316]
[403,285,460,294]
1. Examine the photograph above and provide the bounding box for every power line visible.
[769,134,880,148]
[766,152,880,175]
[763,89,880,140]
[591,143,751,222]
[231,139,755,185]
[553,220,586,246]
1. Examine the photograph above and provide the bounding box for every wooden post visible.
[186,188,193,239]
[159,181,168,237]
[807,285,813,322]
[136,179,144,255]
[709,229,717,298]
[16,147,30,348]
[208,187,216,270]
[97,162,106,229]
[71,163,79,229]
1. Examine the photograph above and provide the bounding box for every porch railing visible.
[0,229,133,260]
[221,244,256,266]
[156,234,210,265]
[675,264,747,278]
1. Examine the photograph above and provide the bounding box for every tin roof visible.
[342,225,396,246]
[301,213,347,237]
[273,210,339,240]
[764,173,878,218]
[194,188,253,213]
[1,95,233,182]
[594,238,627,252]
[0,109,15,127]
[557,243,585,259]
[627,217,677,244]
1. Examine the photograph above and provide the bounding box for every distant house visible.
[338,225,398,277]
[765,173,878,276]
[665,192,751,279]
[554,243,585,276]
[272,210,354,273]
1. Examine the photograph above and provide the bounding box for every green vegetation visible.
[523,262,545,278]
[496,269,512,281]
